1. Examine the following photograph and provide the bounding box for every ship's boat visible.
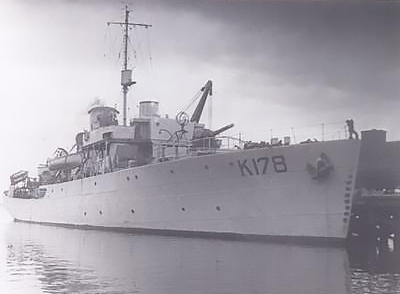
[3,7,365,243]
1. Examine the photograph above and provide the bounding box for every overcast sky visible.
[0,0,399,190]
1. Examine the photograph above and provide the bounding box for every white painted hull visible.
[4,140,360,240]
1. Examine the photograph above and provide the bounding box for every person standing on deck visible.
[346,119,359,140]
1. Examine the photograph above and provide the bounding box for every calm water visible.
[1,206,400,294]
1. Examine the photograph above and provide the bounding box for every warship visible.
[3,7,364,243]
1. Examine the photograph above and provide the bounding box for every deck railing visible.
[152,135,247,162]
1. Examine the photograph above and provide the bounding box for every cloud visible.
[148,0,400,103]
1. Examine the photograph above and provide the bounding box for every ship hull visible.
[4,140,360,241]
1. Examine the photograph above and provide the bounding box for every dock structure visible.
[348,128,400,242]
[349,194,400,240]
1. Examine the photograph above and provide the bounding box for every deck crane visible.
[189,80,234,149]
[190,80,213,124]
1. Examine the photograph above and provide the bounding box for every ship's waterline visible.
[5,139,360,241]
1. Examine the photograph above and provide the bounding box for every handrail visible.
[152,122,352,163]
[152,135,245,162]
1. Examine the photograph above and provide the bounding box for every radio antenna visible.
[107,5,152,126]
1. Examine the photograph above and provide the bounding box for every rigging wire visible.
[182,90,202,113]
[127,26,161,103]
[146,28,153,63]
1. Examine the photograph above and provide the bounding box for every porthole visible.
[205,165,209,170]
[83,212,87,216]
[127,176,130,181]
[94,182,97,186]
[216,206,221,211]
[181,207,185,211]
[131,209,135,214]
[99,210,103,215]
[344,199,350,204]
[135,175,138,179]
[170,170,174,174]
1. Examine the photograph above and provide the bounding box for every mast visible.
[108,6,152,126]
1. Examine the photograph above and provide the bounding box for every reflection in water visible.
[348,237,400,294]
[6,241,105,294]
[3,222,350,294]
[4,223,400,294]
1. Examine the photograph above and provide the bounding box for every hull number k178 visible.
[237,156,287,176]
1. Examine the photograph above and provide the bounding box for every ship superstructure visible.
[4,7,364,242]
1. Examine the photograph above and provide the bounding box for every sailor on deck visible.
[346,119,359,140]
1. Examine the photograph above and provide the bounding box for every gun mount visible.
[192,123,234,150]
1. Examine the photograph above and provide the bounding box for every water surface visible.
[0,206,399,294]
